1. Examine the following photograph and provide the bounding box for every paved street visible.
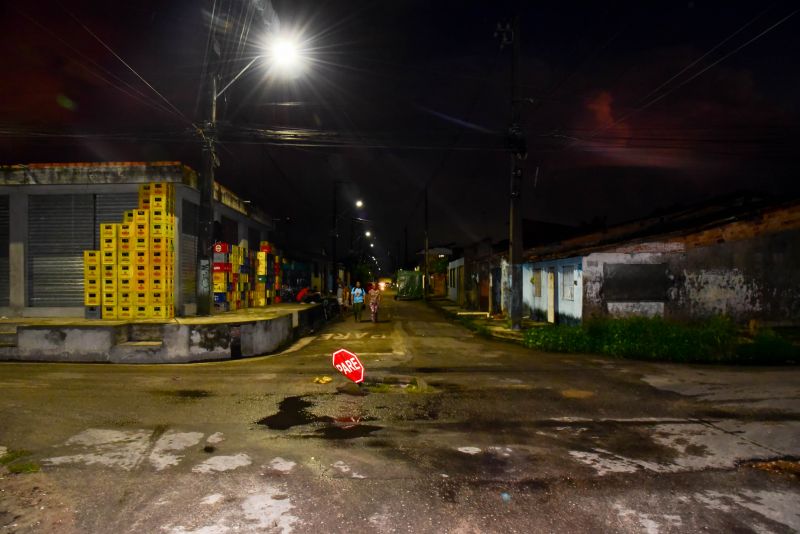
[1,296,799,533]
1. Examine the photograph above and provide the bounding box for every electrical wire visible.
[57,3,201,133]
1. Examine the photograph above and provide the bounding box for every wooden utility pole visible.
[497,17,526,330]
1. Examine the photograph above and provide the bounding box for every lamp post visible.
[197,34,306,316]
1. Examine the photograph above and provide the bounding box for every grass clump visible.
[524,316,797,364]
[1,449,40,474]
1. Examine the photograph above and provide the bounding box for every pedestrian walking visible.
[336,279,347,313]
[368,282,381,323]
[351,281,365,322]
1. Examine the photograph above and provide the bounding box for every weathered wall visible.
[582,229,800,323]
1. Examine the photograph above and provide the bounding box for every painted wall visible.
[524,256,583,324]
[447,257,464,302]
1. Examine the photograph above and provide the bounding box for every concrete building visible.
[0,161,274,317]
[522,195,800,325]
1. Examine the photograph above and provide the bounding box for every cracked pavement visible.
[1,296,799,533]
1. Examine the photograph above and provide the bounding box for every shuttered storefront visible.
[0,196,9,307]
[180,199,199,305]
[28,195,94,307]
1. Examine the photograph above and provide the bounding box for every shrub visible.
[736,330,799,365]
[523,315,755,363]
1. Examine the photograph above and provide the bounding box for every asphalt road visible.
[1,296,799,533]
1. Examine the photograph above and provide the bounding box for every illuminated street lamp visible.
[355,200,364,208]
[365,231,371,237]
[198,30,308,316]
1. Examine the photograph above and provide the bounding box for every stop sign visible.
[332,348,365,383]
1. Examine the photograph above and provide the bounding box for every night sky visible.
[1,1,798,272]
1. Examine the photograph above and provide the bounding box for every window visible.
[562,266,574,301]
[532,269,542,298]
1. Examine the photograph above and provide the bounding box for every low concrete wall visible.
[11,326,126,362]
[241,315,293,357]
[1,304,326,364]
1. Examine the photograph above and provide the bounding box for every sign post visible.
[332,348,365,383]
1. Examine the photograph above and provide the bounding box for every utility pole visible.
[197,72,217,316]
[424,185,429,301]
[331,181,338,286]
[497,17,526,330]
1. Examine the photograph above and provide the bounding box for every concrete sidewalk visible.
[426,296,545,343]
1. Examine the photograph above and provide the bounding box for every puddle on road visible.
[256,396,383,439]
[315,425,383,439]
[256,396,333,430]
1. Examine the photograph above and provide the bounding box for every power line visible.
[57,3,200,133]
[583,7,798,141]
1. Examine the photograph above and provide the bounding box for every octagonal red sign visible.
[332,348,365,383]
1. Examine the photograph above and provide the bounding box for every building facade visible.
[0,162,274,317]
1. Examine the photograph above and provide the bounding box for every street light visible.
[197,29,309,316]
[355,200,364,208]
[365,231,371,237]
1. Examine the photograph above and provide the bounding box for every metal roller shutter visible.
[28,194,94,307]
[0,196,8,307]
[181,199,199,304]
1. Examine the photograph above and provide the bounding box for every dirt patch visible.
[0,469,78,533]
[152,389,213,399]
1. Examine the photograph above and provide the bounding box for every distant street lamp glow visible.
[365,231,371,237]
[355,200,364,208]
[370,243,374,248]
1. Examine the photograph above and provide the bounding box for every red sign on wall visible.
[332,348,365,383]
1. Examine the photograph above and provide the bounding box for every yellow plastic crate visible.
[118,264,133,280]
[102,291,117,305]
[117,305,134,320]
[149,291,166,305]
[118,237,132,253]
[150,209,170,223]
[123,210,134,223]
[119,223,133,239]
[118,251,132,265]
[213,281,227,292]
[118,278,132,292]
[84,250,101,265]
[133,305,149,319]
[134,250,148,266]
[118,291,133,306]
[150,222,171,237]
[84,263,100,278]
[84,277,100,291]
[150,236,169,253]
[149,305,169,319]
[101,264,117,278]
[133,209,149,225]
[101,250,117,265]
[100,236,117,251]
[100,223,117,239]
[150,251,165,267]
[134,222,149,238]
[84,290,101,306]
[150,277,165,292]
[133,277,149,292]
[133,292,149,306]
[102,305,117,320]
